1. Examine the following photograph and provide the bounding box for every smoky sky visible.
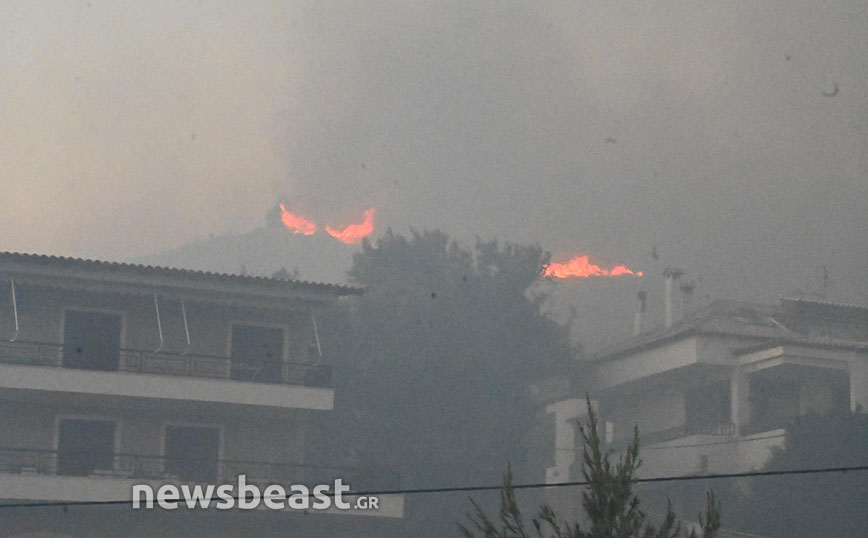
[2,0,866,303]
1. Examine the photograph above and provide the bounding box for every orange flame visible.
[279,204,317,236]
[325,208,375,244]
[544,255,643,279]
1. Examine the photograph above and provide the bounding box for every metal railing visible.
[0,447,398,489]
[609,422,736,450]
[685,422,736,436]
[0,340,332,388]
[739,417,790,436]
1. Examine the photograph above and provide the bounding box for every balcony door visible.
[685,380,732,435]
[56,419,116,476]
[62,310,122,371]
[164,425,220,482]
[230,324,285,383]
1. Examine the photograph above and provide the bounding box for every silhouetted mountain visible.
[136,207,358,285]
[136,207,701,352]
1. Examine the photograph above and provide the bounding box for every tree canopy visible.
[460,399,721,538]
[724,409,868,538]
[311,229,576,537]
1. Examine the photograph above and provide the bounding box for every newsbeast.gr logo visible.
[132,475,379,511]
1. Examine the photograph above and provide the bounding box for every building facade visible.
[0,252,402,537]
[544,291,868,512]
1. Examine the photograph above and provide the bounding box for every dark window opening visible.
[686,380,732,435]
[230,324,285,383]
[57,419,115,476]
[62,310,121,371]
[747,366,848,434]
[164,425,220,482]
[748,374,800,433]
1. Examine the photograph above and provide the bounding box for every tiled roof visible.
[0,251,363,297]
[591,299,868,361]
[780,296,868,317]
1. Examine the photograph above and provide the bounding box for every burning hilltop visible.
[544,255,643,279]
[278,204,375,245]
[138,200,645,295]
[136,203,371,284]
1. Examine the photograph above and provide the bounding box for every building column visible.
[849,355,868,412]
[545,398,585,484]
[731,367,750,435]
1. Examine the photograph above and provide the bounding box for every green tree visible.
[309,229,576,538]
[460,399,720,538]
[724,408,868,538]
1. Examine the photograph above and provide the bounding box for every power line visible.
[642,433,785,451]
[553,432,786,453]
[0,463,867,510]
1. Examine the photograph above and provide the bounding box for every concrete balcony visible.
[628,425,784,479]
[0,447,403,518]
[0,341,334,412]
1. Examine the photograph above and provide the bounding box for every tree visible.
[723,408,868,538]
[309,229,576,538]
[460,398,721,538]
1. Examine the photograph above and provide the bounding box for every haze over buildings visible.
[2,4,867,537]
[2,0,866,314]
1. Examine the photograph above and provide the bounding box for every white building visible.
[545,284,868,491]
[0,251,402,537]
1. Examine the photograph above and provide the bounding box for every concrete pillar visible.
[731,368,750,435]
[545,398,586,484]
[544,398,589,522]
[849,355,868,412]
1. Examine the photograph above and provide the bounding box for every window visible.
[685,380,731,434]
[62,310,121,371]
[164,425,220,482]
[230,324,285,383]
[56,419,115,476]
[749,366,849,433]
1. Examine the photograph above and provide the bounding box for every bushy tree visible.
[460,399,720,538]
[723,408,868,538]
[309,229,576,537]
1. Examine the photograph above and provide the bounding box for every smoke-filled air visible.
[1,2,866,537]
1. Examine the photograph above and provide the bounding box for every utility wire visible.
[642,432,785,451]
[553,432,786,452]
[0,463,867,510]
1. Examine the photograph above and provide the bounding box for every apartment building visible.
[543,272,868,509]
[0,252,402,537]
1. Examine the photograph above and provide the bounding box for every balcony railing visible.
[0,340,332,388]
[609,422,736,450]
[685,422,736,437]
[740,417,790,436]
[0,447,399,490]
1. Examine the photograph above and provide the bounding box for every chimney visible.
[633,290,647,336]
[663,266,685,327]
[680,280,696,316]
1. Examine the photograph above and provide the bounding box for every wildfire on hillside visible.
[279,204,317,236]
[277,203,639,277]
[544,255,643,279]
[278,204,375,244]
[325,208,375,244]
